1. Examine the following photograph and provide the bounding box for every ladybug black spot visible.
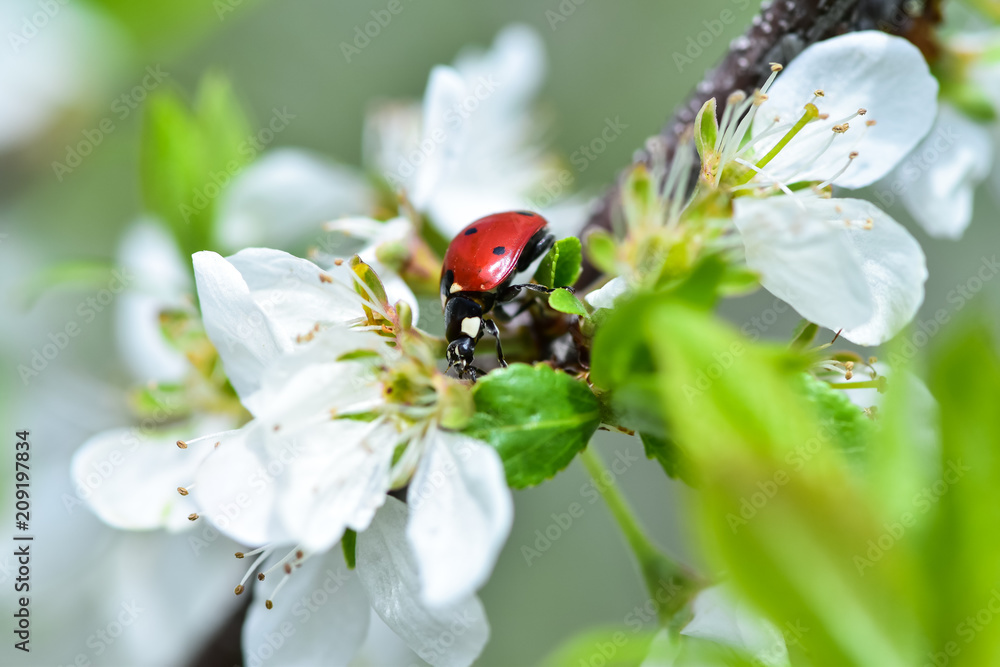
[492,246,506,256]
[515,210,537,217]
[464,227,478,235]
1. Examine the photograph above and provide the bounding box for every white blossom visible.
[175,248,509,666]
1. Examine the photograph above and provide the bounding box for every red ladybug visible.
[440,210,561,378]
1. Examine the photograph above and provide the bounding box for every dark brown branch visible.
[578,0,943,286]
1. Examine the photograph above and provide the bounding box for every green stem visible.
[579,447,699,627]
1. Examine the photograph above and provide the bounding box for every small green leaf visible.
[718,265,761,296]
[336,349,382,362]
[462,363,601,488]
[789,320,819,349]
[640,432,696,486]
[140,73,252,258]
[584,229,618,276]
[342,529,357,569]
[796,373,873,464]
[693,97,719,161]
[548,288,589,317]
[348,255,390,315]
[535,237,583,288]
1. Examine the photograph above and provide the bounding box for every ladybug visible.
[440,210,563,378]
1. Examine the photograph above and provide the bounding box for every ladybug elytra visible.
[440,211,561,379]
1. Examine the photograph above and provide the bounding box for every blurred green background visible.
[3,0,999,665]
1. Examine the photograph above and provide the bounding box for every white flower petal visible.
[407,432,513,607]
[193,251,289,398]
[373,24,557,237]
[734,196,926,345]
[71,420,224,531]
[681,586,789,667]
[241,326,385,418]
[114,222,191,383]
[321,216,422,324]
[891,105,993,239]
[193,425,294,546]
[241,554,370,667]
[755,31,938,188]
[193,249,361,398]
[363,100,423,191]
[269,418,394,553]
[357,497,490,667]
[410,65,468,212]
[226,247,361,339]
[216,148,375,251]
[585,276,628,311]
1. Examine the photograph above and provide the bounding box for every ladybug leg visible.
[482,318,508,368]
[497,282,573,303]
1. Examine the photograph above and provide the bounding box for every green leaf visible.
[342,529,357,569]
[584,229,618,276]
[717,265,761,297]
[462,363,601,488]
[796,373,873,465]
[640,432,696,486]
[789,320,819,349]
[548,288,589,317]
[90,0,266,53]
[140,73,252,258]
[922,317,1000,663]
[17,260,118,308]
[539,627,656,667]
[693,97,719,161]
[535,236,583,288]
[595,293,922,665]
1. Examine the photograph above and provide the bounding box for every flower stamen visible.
[235,547,274,595]
[753,103,820,172]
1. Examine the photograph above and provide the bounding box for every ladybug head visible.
[446,336,477,373]
[444,295,484,374]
